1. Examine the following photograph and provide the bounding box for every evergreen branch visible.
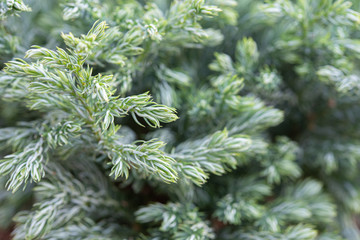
[214,178,271,224]
[258,137,302,184]
[3,21,179,185]
[108,139,178,183]
[0,139,47,192]
[318,65,360,94]
[0,0,31,20]
[172,129,251,184]
[115,92,178,128]
[256,179,336,232]
[233,224,318,240]
[12,161,121,240]
[136,202,215,240]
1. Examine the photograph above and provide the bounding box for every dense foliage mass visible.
[1,0,360,239]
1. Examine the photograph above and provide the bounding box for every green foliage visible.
[0,0,31,20]
[0,0,360,239]
[136,203,215,239]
